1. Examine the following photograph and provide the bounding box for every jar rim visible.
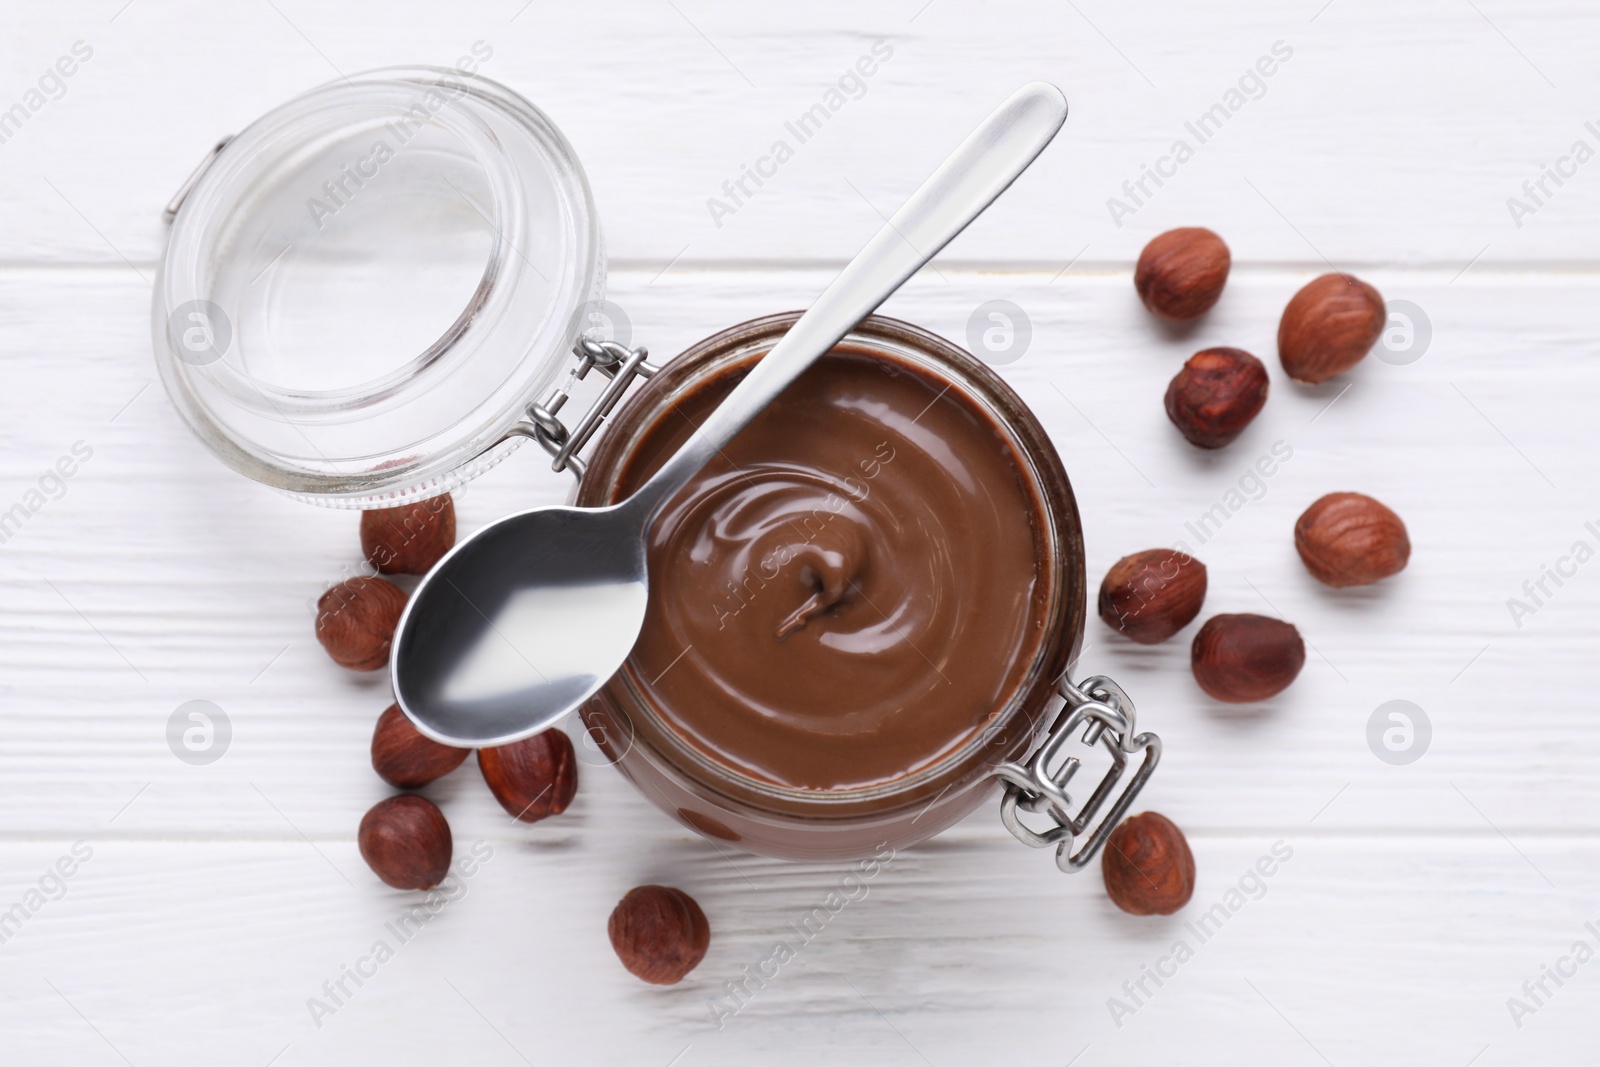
[577,312,1085,818]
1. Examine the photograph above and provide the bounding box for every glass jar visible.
[573,312,1159,867]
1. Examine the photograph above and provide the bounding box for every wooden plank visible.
[2,0,1600,265]
[0,266,1594,841]
[0,835,1591,1064]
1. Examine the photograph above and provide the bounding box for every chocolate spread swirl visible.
[616,348,1047,792]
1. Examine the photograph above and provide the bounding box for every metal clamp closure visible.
[993,674,1161,873]
[501,337,658,481]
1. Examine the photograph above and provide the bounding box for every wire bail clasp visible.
[502,337,659,480]
[993,674,1161,873]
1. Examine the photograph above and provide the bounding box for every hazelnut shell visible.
[358,795,452,890]
[1134,227,1231,321]
[1191,613,1306,702]
[315,577,407,671]
[1164,347,1269,449]
[608,885,711,984]
[477,729,578,822]
[371,703,471,789]
[361,494,457,575]
[1098,549,1207,644]
[1102,812,1196,916]
[1278,273,1385,383]
[1295,492,1410,587]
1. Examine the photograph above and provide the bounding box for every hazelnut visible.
[1098,549,1207,644]
[1191,613,1306,702]
[315,576,407,671]
[1164,347,1269,449]
[1277,273,1385,383]
[361,494,457,575]
[1102,812,1196,916]
[371,703,470,789]
[358,795,452,890]
[1295,492,1410,588]
[477,729,578,822]
[1134,227,1231,321]
[608,885,711,985]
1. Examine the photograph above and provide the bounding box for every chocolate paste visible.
[615,347,1047,792]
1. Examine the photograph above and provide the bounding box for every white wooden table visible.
[3,2,1597,1063]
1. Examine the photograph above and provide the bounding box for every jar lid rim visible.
[152,67,605,508]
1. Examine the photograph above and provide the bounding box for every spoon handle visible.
[624,81,1068,521]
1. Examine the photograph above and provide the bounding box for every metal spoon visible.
[392,82,1068,746]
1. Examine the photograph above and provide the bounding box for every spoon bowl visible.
[392,501,650,745]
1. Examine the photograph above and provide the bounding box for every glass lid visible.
[152,67,604,507]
